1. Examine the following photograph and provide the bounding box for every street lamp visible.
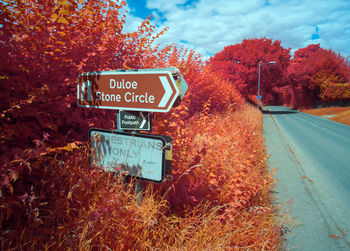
[257,61,276,109]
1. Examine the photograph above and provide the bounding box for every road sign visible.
[256,95,262,100]
[77,69,181,112]
[89,128,172,183]
[118,110,151,131]
[137,67,188,100]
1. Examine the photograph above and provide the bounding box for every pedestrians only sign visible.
[89,128,172,183]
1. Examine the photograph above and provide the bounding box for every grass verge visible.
[303,107,350,126]
[1,104,283,250]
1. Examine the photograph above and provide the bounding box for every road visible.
[263,106,350,250]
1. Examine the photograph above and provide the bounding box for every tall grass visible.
[1,104,283,250]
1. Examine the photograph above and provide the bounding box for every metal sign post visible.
[79,68,184,204]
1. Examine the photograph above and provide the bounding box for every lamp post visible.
[257,61,276,109]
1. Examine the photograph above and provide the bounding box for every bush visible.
[1,104,282,250]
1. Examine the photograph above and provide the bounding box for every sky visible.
[122,0,350,61]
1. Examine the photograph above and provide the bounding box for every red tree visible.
[0,0,244,165]
[0,0,164,164]
[288,44,350,108]
[210,38,291,104]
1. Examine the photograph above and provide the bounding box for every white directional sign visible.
[77,69,182,112]
[89,129,172,183]
[138,67,188,100]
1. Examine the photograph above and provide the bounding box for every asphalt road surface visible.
[263,106,350,250]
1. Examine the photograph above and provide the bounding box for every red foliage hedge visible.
[0,1,287,249]
[210,39,350,109]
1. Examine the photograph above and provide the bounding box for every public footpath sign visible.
[77,68,183,112]
[118,110,151,131]
[89,128,172,183]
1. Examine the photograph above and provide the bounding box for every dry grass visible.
[1,104,284,250]
[331,110,350,126]
[303,107,350,126]
[303,107,350,116]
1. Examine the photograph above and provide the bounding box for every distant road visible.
[263,106,350,250]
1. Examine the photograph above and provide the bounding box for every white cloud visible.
[146,0,187,12]
[124,0,350,60]
[121,3,144,34]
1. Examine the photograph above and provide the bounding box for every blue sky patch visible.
[124,0,350,60]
